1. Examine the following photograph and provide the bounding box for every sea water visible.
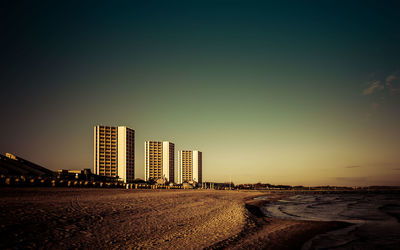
[262,193,400,250]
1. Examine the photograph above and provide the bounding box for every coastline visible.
[210,192,351,249]
[0,188,350,249]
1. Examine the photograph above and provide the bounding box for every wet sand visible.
[0,188,347,249]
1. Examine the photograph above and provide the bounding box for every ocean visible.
[262,193,400,250]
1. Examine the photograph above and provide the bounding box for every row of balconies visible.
[99,129,117,132]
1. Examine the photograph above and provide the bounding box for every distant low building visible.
[57,168,122,183]
[182,182,194,189]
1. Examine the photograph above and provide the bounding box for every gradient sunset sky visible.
[1,1,400,186]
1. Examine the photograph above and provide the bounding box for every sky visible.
[1,0,400,186]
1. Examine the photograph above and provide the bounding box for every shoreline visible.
[215,191,352,249]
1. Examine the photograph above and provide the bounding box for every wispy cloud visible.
[345,165,361,169]
[386,74,397,84]
[385,72,400,95]
[365,162,398,168]
[362,80,384,95]
[363,71,400,117]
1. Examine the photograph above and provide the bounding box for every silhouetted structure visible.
[0,153,55,177]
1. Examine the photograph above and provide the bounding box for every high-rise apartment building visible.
[144,141,175,183]
[94,125,135,183]
[178,150,202,184]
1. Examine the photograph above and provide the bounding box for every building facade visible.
[178,150,202,184]
[144,141,175,183]
[94,125,135,183]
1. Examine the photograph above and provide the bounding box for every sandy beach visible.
[0,188,347,249]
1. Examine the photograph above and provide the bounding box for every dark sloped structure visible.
[0,153,55,177]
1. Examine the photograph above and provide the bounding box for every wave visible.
[264,193,400,249]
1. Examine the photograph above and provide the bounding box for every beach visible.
[0,188,346,249]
